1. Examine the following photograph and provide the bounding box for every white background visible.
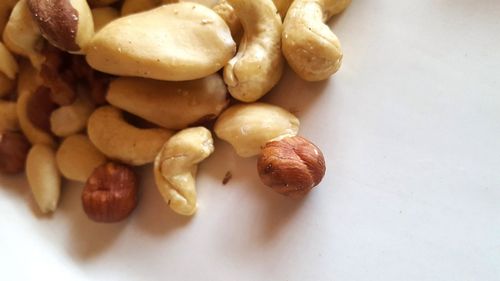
[1,0,499,280]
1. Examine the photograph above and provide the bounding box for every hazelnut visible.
[0,131,31,174]
[82,162,138,223]
[257,136,326,197]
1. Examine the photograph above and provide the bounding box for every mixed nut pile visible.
[0,0,350,222]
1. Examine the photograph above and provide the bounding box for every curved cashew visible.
[92,7,119,31]
[87,106,174,166]
[17,86,56,146]
[87,3,235,81]
[26,144,61,213]
[50,92,95,137]
[282,0,351,81]
[56,134,107,182]
[107,74,228,130]
[2,0,44,69]
[214,102,299,157]
[0,73,15,98]
[223,0,284,102]
[0,42,18,79]
[0,101,19,131]
[212,0,242,42]
[154,127,214,216]
[27,0,94,53]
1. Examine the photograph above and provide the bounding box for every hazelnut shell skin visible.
[0,131,31,174]
[257,136,326,197]
[82,162,138,223]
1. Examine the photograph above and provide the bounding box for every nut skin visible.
[0,131,31,174]
[82,162,138,223]
[257,136,325,197]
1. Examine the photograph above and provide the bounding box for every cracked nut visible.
[258,136,326,197]
[0,131,31,174]
[82,162,138,223]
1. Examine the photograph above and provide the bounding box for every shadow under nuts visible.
[257,136,326,197]
[82,162,138,223]
[0,131,31,174]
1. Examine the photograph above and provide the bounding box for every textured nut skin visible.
[82,162,138,223]
[257,136,325,197]
[0,131,31,174]
[28,0,94,53]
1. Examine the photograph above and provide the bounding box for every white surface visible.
[1,0,500,280]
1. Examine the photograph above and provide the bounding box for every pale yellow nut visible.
[56,134,107,182]
[0,42,18,79]
[0,0,19,35]
[50,92,95,137]
[87,3,235,81]
[91,7,119,31]
[87,106,174,166]
[223,0,284,102]
[106,74,228,130]
[212,0,242,41]
[121,0,217,16]
[26,144,61,213]
[27,0,94,53]
[154,127,214,216]
[2,0,44,69]
[214,103,299,157]
[0,101,19,131]
[0,72,15,98]
[282,0,351,81]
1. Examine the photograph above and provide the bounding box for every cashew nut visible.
[0,101,19,131]
[91,7,119,31]
[0,41,18,79]
[0,0,18,35]
[87,3,235,81]
[56,134,107,182]
[223,0,284,102]
[214,103,299,157]
[0,73,15,98]
[26,144,61,213]
[154,127,214,216]
[282,0,351,81]
[107,74,228,130]
[87,106,174,166]
[50,91,95,137]
[17,86,56,146]
[121,0,217,16]
[2,0,44,69]
[212,0,242,42]
[27,0,94,53]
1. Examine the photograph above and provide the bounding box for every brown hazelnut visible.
[82,162,138,223]
[257,136,326,197]
[0,131,31,174]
